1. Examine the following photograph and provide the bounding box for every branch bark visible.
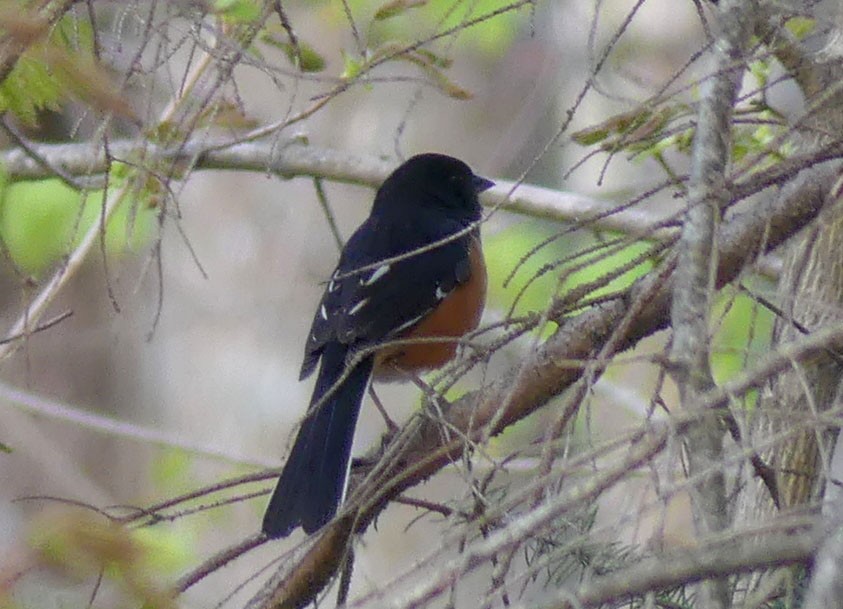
[668,1,757,607]
[734,1,843,602]
[558,518,815,609]
[0,138,671,235]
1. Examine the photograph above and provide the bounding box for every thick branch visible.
[0,139,671,235]
[668,2,756,608]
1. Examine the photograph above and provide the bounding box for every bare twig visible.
[0,310,71,345]
[0,380,275,467]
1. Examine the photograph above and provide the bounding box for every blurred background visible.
[0,0,785,606]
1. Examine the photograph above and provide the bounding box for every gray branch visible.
[804,514,843,609]
[668,2,758,608]
[0,138,673,237]
[553,519,816,609]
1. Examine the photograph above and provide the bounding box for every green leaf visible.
[0,12,128,125]
[785,16,815,40]
[748,58,770,88]
[573,107,674,151]
[341,51,364,80]
[420,62,472,98]
[414,48,452,69]
[571,125,611,146]
[261,33,327,72]
[0,54,63,125]
[374,0,428,21]
[372,43,472,99]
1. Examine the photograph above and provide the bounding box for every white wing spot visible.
[435,285,449,300]
[361,263,391,286]
[348,298,369,315]
[392,313,425,335]
[320,304,328,320]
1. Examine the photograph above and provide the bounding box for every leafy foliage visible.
[0,12,131,125]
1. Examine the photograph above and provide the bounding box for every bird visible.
[262,153,494,538]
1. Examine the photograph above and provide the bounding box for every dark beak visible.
[472,175,495,193]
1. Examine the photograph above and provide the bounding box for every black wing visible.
[300,216,473,380]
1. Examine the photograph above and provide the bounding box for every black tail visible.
[262,343,373,537]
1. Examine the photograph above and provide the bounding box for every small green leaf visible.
[374,0,428,21]
[414,48,453,69]
[378,46,472,99]
[340,51,364,80]
[195,99,259,130]
[785,17,815,40]
[261,33,326,72]
[572,125,611,146]
[145,120,184,144]
[748,59,770,88]
[424,65,472,99]
[0,54,63,125]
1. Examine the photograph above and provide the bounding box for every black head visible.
[373,153,494,221]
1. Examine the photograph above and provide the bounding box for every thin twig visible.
[0,310,72,345]
[0,379,276,467]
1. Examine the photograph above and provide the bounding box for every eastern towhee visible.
[262,153,493,538]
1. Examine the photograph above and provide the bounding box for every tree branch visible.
[0,379,275,467]
[558,518,816,609]
[668,2,756,608]
[0,138,673,236]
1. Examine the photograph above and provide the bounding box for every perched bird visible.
[262,153,493,538]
